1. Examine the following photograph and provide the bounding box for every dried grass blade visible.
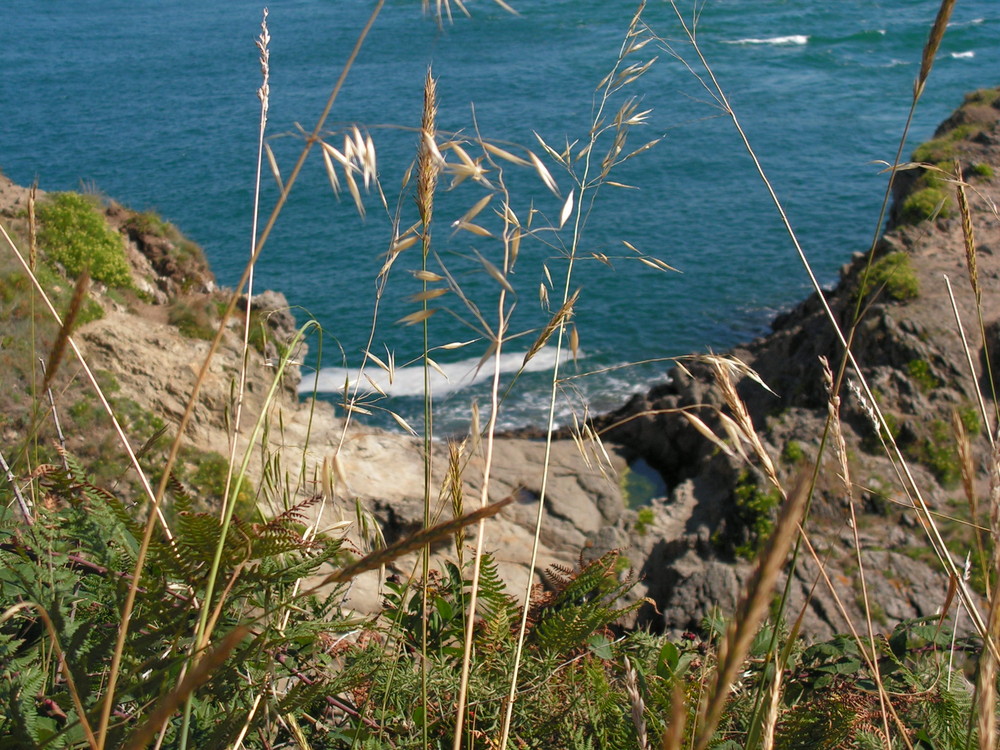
[528,150,560,196]
[390,411,418,436]
[125,627,250,750]
[524,289,579,364]
[475,249,513,292]
[533,131,566,166]
[320,145,341,197]
[681,411,735,458]
[316,495,514,587]
[482,141,529,166]
[455,221,493,237]
[458,193,493,225]
[364,349,390,373]
[343,162,365,217]
[414,269,444,282]
[426,356,448,381]
[409,288,449,303]
[388,235,420,257]
[43,270,89,392]
[362,374,387,397]
[559,189,575,229]
[398,308,437,326]
[264,142,283,191]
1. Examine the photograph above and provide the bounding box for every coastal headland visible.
[2,86,999,640]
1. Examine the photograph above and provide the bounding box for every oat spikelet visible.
[417,67,440,242]
[694,473,808,750]
[914,0,956,99]
[707,355,779,490]
[955,163,981,306]
[820,357,852,505]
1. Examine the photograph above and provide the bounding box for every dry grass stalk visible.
[914,0,957,100]
[0,449,33,525]
[42,269,89,393]
[693,474,808,750]
[27,182,37,270]
[309,495,513,591]
[760,662,783,750]
[955,410,989,600]
[821,356,891,742]
[124,626,251,750]
[660,678,687,750]
[624,656,650,750]
[978,436,1000,748]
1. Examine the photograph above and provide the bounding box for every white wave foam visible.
[725,34,809,46]
[948,18,984,28]
[301,347,581,399]
[950,50,975,59]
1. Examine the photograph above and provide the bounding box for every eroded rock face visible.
[595,87,1000,639]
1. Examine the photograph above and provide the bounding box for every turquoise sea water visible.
[3,1,997,433]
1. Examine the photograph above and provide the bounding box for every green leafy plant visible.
[857,251,920,302]
[906,358,941,391]
[899,185,953,224]
[36,192,132,287]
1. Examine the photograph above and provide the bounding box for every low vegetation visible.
[37,192,132,287]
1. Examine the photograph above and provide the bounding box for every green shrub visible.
[912,122,986,165]
[192,450,257,519]
[722,471,781,559]
[964,88,1000,107]
[899,186,952,225]
[634,506,655,535]
[906,419,961,487]
[857,252,919,302]
[906,359,940,392]
[971,163,994,179]
[36,192,132,287]
[781,440,804,464]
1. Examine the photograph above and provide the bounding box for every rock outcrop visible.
[596,87,1000,638]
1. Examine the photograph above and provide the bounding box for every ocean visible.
[2,1,997,434]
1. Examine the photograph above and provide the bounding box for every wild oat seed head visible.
[417,68,440,231]
[915,0,956,99]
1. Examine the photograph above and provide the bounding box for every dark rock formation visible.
[601,87,1000,639]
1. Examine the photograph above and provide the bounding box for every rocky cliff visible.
[3,87,998,641]
[596,87,1000,638]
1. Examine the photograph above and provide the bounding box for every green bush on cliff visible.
[857,251,919,302]
[899,186,952,225]
[36,192,132,287]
